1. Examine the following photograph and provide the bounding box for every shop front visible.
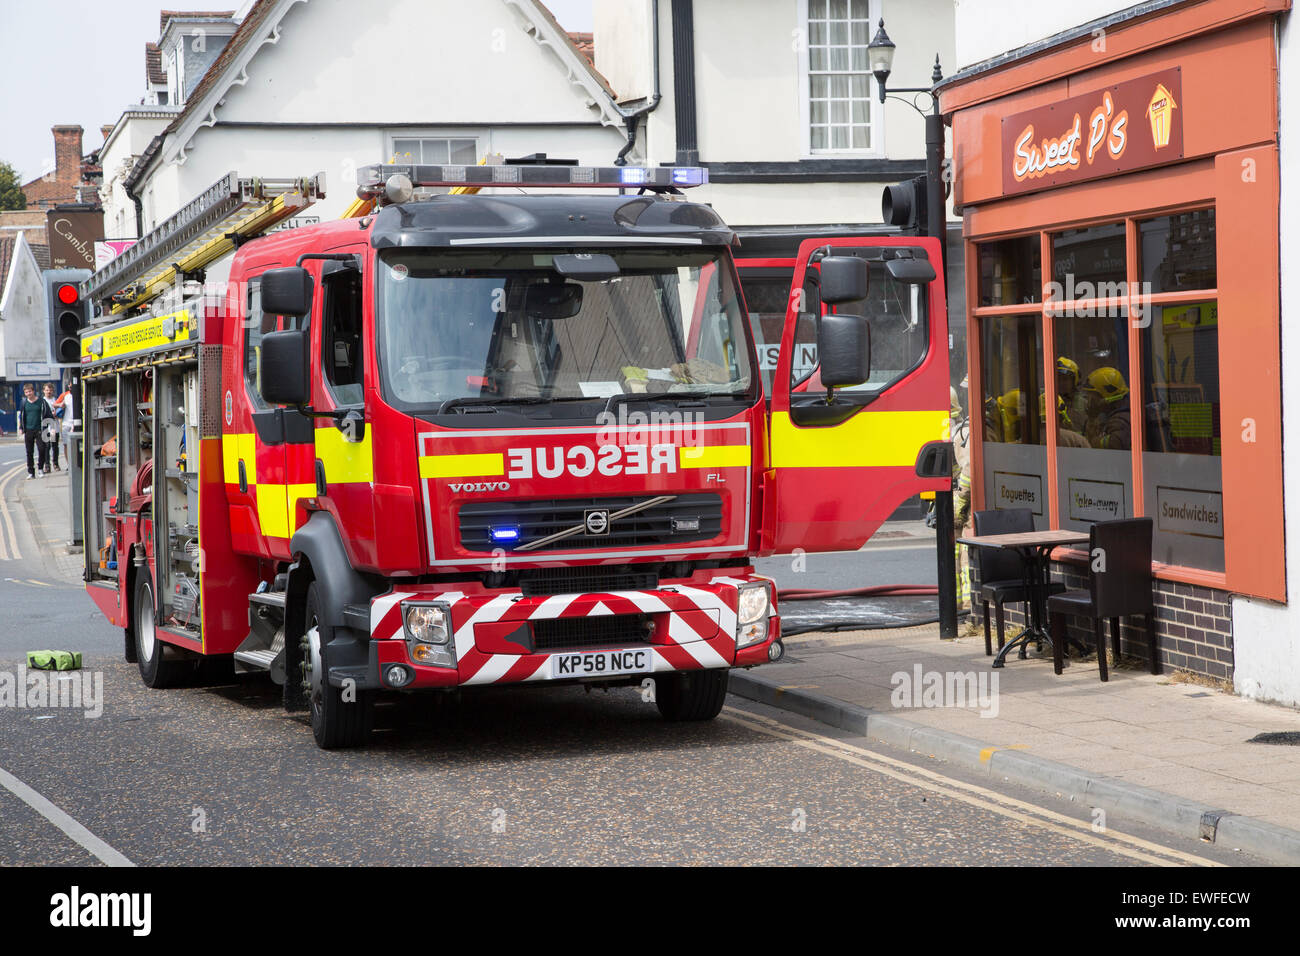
[938,0,1287,683]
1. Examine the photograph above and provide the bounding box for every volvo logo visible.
[584,509,610,535]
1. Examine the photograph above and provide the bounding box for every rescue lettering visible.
[507,444,676,479]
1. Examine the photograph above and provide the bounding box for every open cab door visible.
[757,236,951,555]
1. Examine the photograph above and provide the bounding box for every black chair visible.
[971,508,1063,657]
[1048,517,1159,681]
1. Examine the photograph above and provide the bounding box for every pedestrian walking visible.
[19,384,49,479]
[43,383,64,471]
[57,384,75,471]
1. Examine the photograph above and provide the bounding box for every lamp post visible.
[869,19,958,640]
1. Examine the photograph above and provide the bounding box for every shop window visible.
[1051,223,1126,298]
[1053,308,1134,532]
[1141,301,1223,571]
[977,236,1040,306]
[980,314,1047,525]
[1140,210,1216,294]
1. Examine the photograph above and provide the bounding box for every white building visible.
[595,0,957,230]
[101,0,631,239]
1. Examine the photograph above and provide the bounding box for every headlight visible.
[404,603,456,669]
[737,582,770,625]
[405,604,450,644]
[736,581,772,648]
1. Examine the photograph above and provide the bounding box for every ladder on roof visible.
[83,171,326,315]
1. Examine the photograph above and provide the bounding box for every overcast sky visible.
[0,0,594,184]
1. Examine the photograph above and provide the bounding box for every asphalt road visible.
[0,443,1256,866]
[0,653,1257,866]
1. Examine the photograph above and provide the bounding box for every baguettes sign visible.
[1001,68,1183,197]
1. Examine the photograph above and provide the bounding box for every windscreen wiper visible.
[437,395,593,414]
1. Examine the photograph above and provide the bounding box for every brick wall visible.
[969,553,1234,681]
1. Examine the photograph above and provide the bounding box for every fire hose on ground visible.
[774,583,945,636]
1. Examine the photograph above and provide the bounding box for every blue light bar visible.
[489,526,521,544]
[356,163,707,195]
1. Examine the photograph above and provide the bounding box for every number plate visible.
[549,648,653,679]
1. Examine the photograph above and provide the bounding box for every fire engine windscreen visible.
[377,249,755,411]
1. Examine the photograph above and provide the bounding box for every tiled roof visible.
[30,242,50,271]
[0,236,14,301]
[162,0,278,139]
[567,31,594,65]
[159,9,234,35]
[146,42,166,85]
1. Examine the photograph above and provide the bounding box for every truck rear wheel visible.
[655,669,729,721]
[134,573,195,688]
[305,582,373,749]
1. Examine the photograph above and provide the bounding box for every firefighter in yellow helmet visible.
[1055,355,1086,431]
[1041,390,1090,447]
[993,388,1026,443]
[1081,366,1131,450]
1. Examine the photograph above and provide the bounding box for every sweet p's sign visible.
[1002,69,1183,197]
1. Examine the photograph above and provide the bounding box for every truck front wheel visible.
[134,573,194,688]
[655,669,729,721]
[304,582,373,749]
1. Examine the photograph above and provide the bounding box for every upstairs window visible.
[807,0,876,152]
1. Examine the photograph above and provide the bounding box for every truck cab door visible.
[761,237,951,554]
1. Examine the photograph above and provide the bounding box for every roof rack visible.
[83,171,326,314]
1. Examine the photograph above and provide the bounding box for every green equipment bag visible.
[26,650,83,671]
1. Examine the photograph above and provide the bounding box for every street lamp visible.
[868,18,958,640]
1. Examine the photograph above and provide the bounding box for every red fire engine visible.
[79,160,950,748]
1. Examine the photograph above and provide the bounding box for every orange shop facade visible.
[937,0,1296,701]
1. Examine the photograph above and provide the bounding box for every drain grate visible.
[1247,731,1300,745]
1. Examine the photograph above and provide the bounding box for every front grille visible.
[459,494,723,553]
[519,566,659,597]
[533,614,652,652]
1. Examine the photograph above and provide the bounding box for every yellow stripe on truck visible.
[418,453,505,480]
[315,426,373,484]
[770,410,948,469]
[678,445,751,469]
[222,433,256,484]
[256,483,290,539]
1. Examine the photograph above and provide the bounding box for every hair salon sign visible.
[1001,69,1183,197]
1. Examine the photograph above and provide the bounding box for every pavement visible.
[11,453,1300,865]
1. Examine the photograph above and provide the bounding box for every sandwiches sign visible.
[1001,68,1183,197]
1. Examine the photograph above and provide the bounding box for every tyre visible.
[304,581,373,749]
[655,668,730,721]
[134,572,194,688]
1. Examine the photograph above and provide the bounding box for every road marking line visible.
[720,707,1221,867]
[0,463,24,560]
[0,765,135,867]
[26,579,51,587]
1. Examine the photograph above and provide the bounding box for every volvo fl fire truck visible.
[79,160,951,748]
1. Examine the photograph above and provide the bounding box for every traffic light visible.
[43,268,92,366]
[881,174,928,232]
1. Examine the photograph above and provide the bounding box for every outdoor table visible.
[957,529,1090,668]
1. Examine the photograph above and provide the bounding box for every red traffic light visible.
[57,284,79,305]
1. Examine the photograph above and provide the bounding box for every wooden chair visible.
[1048,517,1159,681]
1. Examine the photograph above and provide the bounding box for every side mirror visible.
[885,257,937,284]
[259,329,310,405]
[525,281,584,319]
[818,256,869,305]
[817,313,871,388]
[261,267,313,316]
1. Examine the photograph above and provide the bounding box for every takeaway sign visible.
[1001,69,1183,197]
